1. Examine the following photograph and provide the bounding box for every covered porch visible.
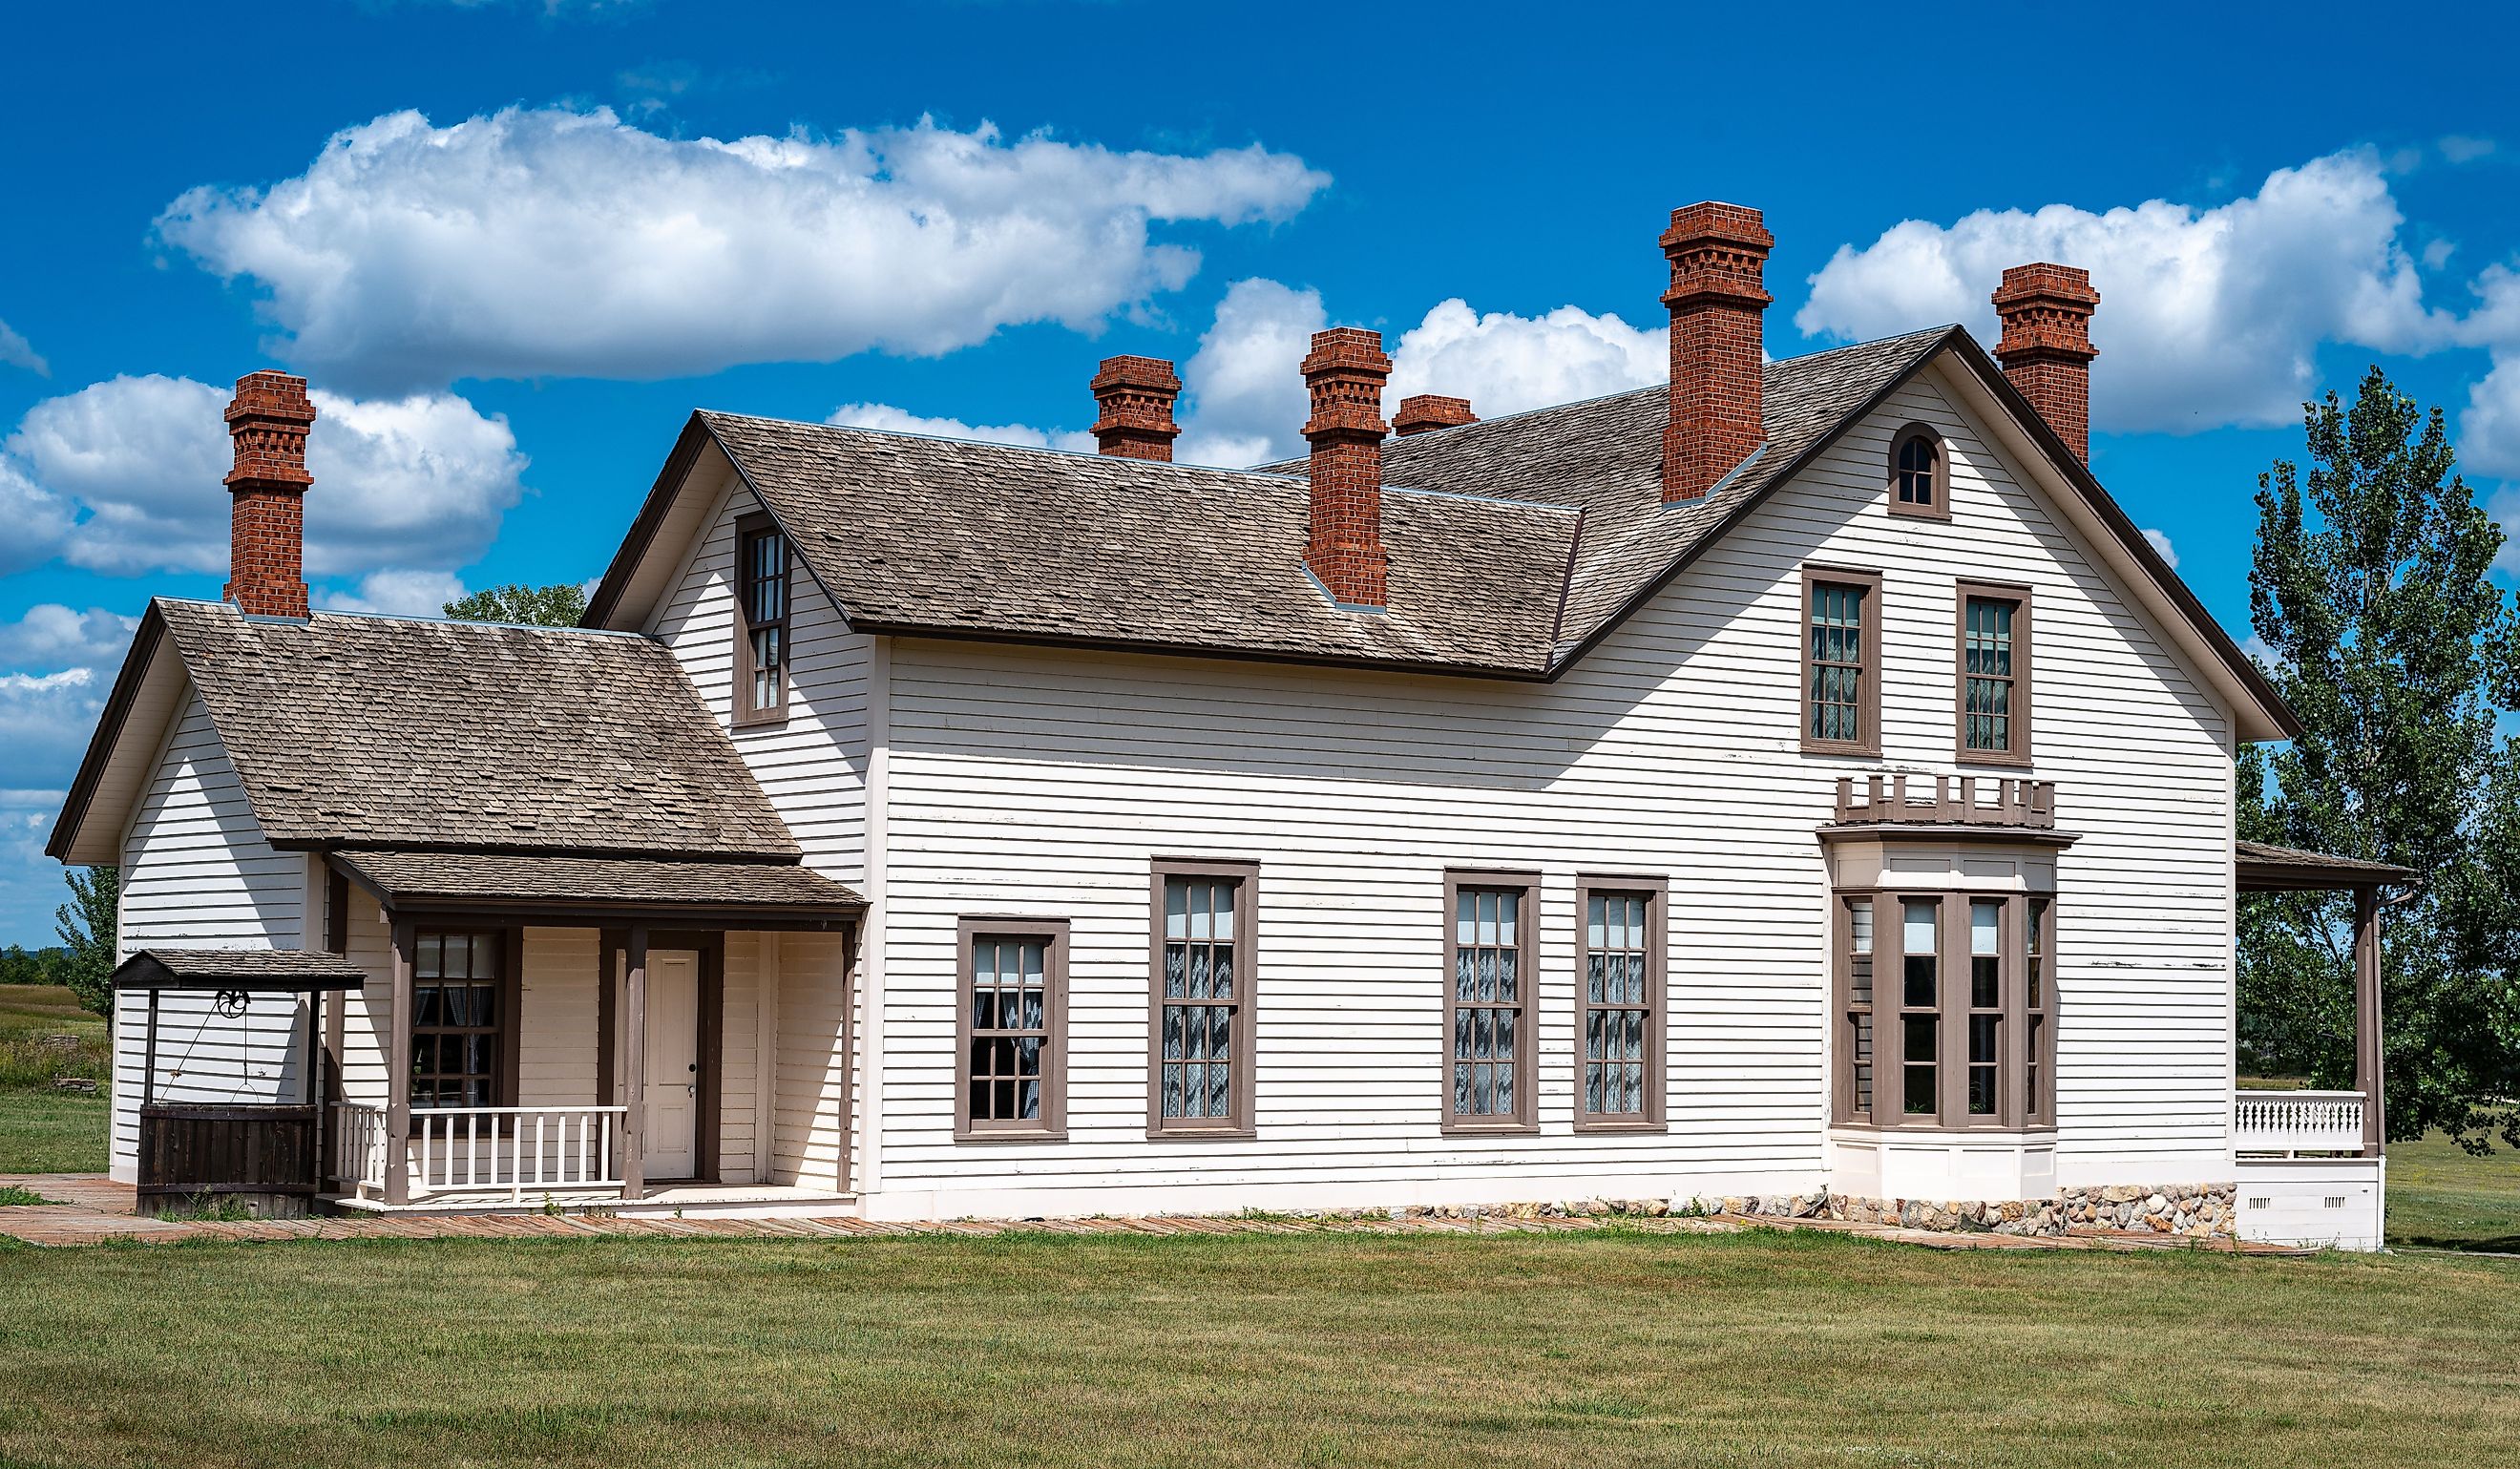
[2230,839,2412,1250]
[319,850,864,1213]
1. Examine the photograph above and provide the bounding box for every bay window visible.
[1837,891,2055,1129]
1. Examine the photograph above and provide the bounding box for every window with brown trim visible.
[1839,896,1877,1123]
[955,919,1067,1139]
[1149,860,1258,1137]
[1956,582,2032,766]
[410,929,514,1109]
[1443,871,1537,1132]
[1575,879,1664,1130]
[1801,567,1882,757]
[1888,425,1950,520]
[2025,895,2054,1124]
[1897,898,1940,1117]
[734,512,789,724]
[1834,891,2057,1130]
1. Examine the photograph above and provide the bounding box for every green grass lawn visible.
[0,1229,2515,1468]
[0,983,109,1175]
[2386,1131,2520,1252]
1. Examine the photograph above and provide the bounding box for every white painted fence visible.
[330,1103,628,1201]
[2232,1090,2365,1157]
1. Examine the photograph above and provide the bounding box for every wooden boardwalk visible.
[0,1173,2310,1253]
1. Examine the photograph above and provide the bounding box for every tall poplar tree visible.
[2239,367,2520,1151]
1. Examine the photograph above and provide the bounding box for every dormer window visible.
[1889,426,1950,520]
[734,512,789,724]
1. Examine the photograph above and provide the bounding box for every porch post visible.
[386,918,414,1205]
[2352,885,2384,1158]
[622,925,648,1200]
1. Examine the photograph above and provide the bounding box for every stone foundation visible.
[1726,1182,2236,1239]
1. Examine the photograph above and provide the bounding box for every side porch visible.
[2230,840,2408,1251]
[319,850,863,1214]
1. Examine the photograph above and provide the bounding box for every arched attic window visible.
[1889,426,1950,520]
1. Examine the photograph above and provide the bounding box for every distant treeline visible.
[0,946,74,989]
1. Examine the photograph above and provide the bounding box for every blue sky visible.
[4,0,2518,945]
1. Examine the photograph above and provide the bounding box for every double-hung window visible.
[1148,861,1258,1137]
[734,512,789,724]
[1801,568,1881,757]
[1839,896,1877,1123]
[956,920,1067,1140]
[1956,582,2032,765]
[1897,899,1941,1117]
[1575,880,1664,1130]
[410,929,514,1109]
[1443,872,1537,1132]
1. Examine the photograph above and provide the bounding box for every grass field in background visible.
[0,984,109,1175]
[2386,1131,2520,1252]
[0,1228,2515,1468]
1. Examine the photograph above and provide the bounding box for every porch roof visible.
[112,948,368,993]
[331,849,864,928]
[2236,839,2416,892]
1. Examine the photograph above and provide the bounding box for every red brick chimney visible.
[1300,327,1392,607]
[1991,263,2101,464]
[1090,355,1183,461]
[223,370,317,619]
[1394,394,1477,436]
[1661,201,1774,503]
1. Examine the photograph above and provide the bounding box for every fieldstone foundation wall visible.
[1727,1183,2237,1239]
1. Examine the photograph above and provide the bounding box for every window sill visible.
[1438,1122,1542,1138]
[1800,738,1882,760]
[1145,1123,1257,1142]
[1571,1119,1668,1136]
[1887,501,1953,522]
[953,1128,1068,1144]
[731,708,790,731]
[1832,1121,2058,1137]
[1952,746,2033,770]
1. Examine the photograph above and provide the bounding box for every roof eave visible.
[582,412,716,632]
[1935,339,2302,743]
[45,603,175,865]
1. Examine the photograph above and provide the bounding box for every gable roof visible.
[48,598,800,865]
[586,325,2291,738]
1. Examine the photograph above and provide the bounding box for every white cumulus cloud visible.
[826,403,1094,454]
[0,605,138,672]
[319,569,472,619]
[3,375,528,579]
[1385,300,1664,418]
[2140,528,2179,568]
[1171,282,1669,467]
[1796,149,2451,435]
[156,106,1329,393]
[0,318,45,377]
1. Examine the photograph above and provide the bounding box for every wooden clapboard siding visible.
[107,691,312,1180]
[771,931,853,1190]
[860,364,2236,1216]
[719,934,762,1182]
[515,928,598,1108]
[645,470,875,886]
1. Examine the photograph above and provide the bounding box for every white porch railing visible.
[329,1103,629,1202]
[2234,1090,2366,1157]
[332,1102,388,1189]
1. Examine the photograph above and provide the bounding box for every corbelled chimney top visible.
[1661,201,1774,503]
[223,370,316,619]
[1991,263,2100,464]
[1300,327,1392,608]
[1089,354,1183,461]
[1394,394,1477,436]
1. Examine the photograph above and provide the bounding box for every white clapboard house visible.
[52,203,2405,1247]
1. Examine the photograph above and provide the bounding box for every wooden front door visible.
[642,950,702,1179]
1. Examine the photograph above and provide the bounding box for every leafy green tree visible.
[443,582,588,627]
[2239,366,2520,1151]
[53,866,119,1021]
